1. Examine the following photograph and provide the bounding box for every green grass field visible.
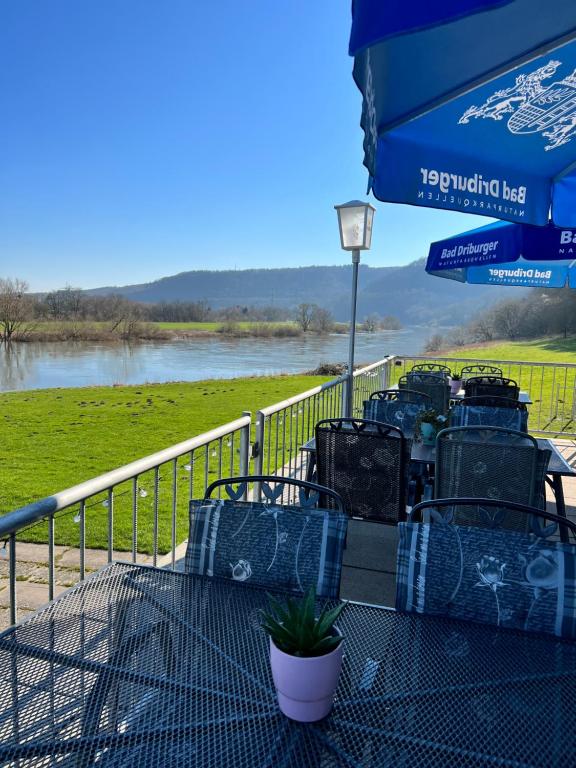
[154,321,295,331]
[28,320,297,334]
[1,375,328,552]
[442,337,576,364]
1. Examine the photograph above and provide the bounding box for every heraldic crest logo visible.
[459,60,576,151]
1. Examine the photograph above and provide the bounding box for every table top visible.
[302,437,576,477]
[1,562,575,767]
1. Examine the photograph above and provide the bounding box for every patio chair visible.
[450,396,528,432]
[315,418,406,524]
[410,362,451,376]
[460,364,503,379]
[463,375,519,400]
[400,372,450,415]
[434,426,550,512]
[185,475,347,598]
[363,388,432,437]
[397,498,576,639]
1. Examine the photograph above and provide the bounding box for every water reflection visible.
[0,327,436,392]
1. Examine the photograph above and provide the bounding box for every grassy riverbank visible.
[15,319,357,341]
[1,375,329,552]
[20,320,303,341]
[440,337,576,364]
[406,336,576,437]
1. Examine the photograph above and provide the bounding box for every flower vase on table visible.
[416,409,447,446]
[420,422,437,445]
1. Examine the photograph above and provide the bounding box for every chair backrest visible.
[363,389,431,438]
[397,500,576,639]
[435,426,548,509]
[450,398,528,432]
[204,474,345,512]
[410,496,572,535]
[315,418,406,524]
[410,362,451,376]
[464,375,519,400]
[185,475,347,598]
[400,373,450,415]
[369,388,432,406]
[458,395,526,410]
[460,364,503,379]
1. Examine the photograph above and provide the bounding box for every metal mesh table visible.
[0,562,575,766]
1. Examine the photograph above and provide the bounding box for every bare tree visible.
[295,303,314,332]
[0,278,33,342]
[468,312,495,343]
[362,314,380,333]
[310,306,334,334]
[423,334,444,353]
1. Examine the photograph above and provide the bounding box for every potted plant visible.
[415,409,447,445]
[260,587,346,722]
[449,371,462,396]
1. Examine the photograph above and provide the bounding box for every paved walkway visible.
[2,439,575,630]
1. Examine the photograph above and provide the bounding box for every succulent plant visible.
[451,371,462,381]
[260,586,346,658]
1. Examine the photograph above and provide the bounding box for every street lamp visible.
[334,200,376,417]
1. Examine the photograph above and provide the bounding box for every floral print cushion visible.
[396,521,576,640]
[185,499,347,598]
[450,404,528,432]
[363,399,426,438]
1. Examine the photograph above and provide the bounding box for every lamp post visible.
[334,200,376,417]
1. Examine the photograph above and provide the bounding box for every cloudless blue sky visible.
[0,0,494,291]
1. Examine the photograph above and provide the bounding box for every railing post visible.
[239,411,251,500]
[48,514,55,602]
[253,410,265,500]
[383,355,395,389]
[340,378,348,418]
[9,534,16,626]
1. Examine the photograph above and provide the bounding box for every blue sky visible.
[0,0,494,291]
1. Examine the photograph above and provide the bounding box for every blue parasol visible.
[426,220,576,288]
[350,0,576,226]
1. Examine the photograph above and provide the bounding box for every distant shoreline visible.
[7,320,404,344]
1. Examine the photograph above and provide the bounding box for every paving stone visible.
[57,547,145,569]
[343,520,397,574]
[0,581,66,611]
[0,607,33,632]
[340,566,396,607]
[8,542,68,564]
[25,565,81,587]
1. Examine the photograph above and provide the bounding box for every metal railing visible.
[252,357,394,491]
[388,354,576,436]
[352,357,393,415]
[252,377,346,489]
[3,351,574,627]
[0,414,251,625]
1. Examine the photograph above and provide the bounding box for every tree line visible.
[0,278,403,342]
[425,286,576,352]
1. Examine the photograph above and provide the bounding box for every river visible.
[0,326,440,391]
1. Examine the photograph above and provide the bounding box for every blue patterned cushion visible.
[186,499,347,598]
[363,399,426,438]
[396,521,576,640]
[450,404,528,432]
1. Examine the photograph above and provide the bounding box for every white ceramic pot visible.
[269,632,343,722]
[450,379,462,396]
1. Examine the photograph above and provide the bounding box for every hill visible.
[88,260,522,326]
